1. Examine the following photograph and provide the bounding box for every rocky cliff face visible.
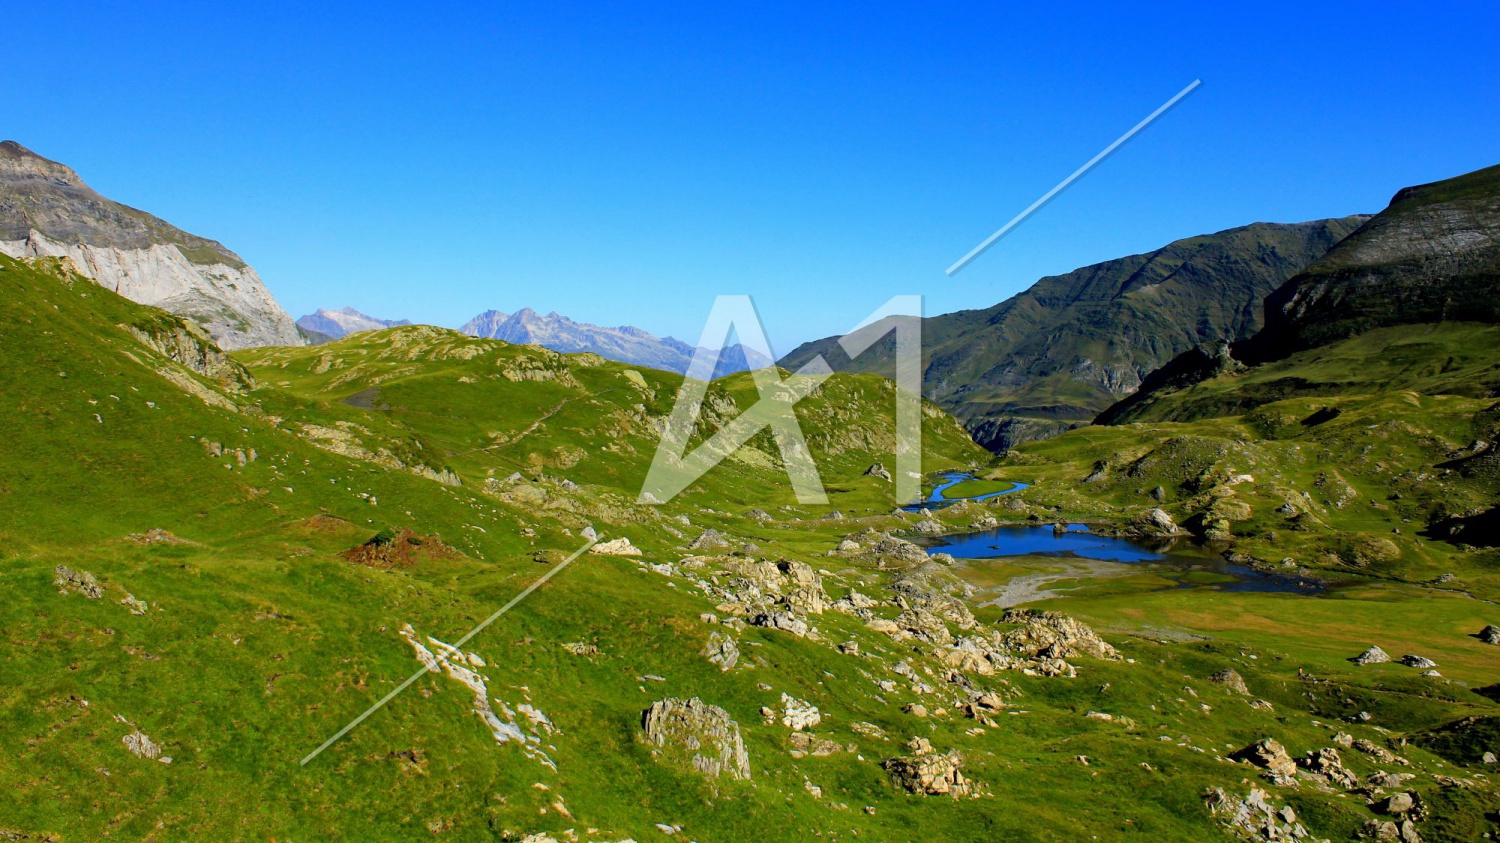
[0,141,301,349]
[1249,164,1500,361]
[459,307,773,377]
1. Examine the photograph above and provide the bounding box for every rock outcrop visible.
[642,697,751,781]
[1230,738,1298,785]
[882,737,974,798]
[0,141,301,349]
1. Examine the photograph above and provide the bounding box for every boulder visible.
[689,529,731,551]
[1352,645,1391,665]
[863,463,892,481]
[779,693,821,731]
[1478,624,1500,645]
[1230,738,1298,784]
[1398,654,1437,669]
[1136,507,1179,536]
[589,537,643,556]
[641,697,751,780]
[122,729,163,760]
[1208,668,1250,696]
[998,609,1119,662]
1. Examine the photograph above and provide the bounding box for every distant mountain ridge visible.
[297,307,412,341]
[460,307,773,377]
[0,140,301,349]
[780,216,1368,450]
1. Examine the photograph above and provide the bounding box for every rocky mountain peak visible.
[0,141,301,349]
[0,140,83,185]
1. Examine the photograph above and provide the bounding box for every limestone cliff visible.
[0,140,301,349]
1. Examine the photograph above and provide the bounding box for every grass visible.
[1,254,1497,840]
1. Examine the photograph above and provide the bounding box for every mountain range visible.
[296,307,413,341]
[459,306,774,377]
[0,141,301,349]
[781,217,1368,451]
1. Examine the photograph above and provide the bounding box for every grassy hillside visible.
[3,254,1498,841]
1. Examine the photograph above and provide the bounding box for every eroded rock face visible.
[642,698,751,781]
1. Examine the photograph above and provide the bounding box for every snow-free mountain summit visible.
[0,141,300,350]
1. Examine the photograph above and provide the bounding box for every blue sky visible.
[9,2,1499,355]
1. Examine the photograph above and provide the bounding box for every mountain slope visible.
[781,218,1367,450]
[1104,163,1500,426]
[1250,163,1500,361]
[0,141,301,349]
[297,306,413,340]
[460,306,773,377]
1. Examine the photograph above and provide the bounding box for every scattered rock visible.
[1352,646,1391,665]
[1204,786,1312,841]
[119,594,148,615]
[54,566,103,599]
[641,697,751,780]
[703,632,739,671]
[748,611,809,637]
[561,642,599,656]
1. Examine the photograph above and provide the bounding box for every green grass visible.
[1,254,1497,840]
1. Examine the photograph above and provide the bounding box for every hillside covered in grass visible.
[3,246,1498,842]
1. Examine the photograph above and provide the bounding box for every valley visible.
[0,158,1496,841]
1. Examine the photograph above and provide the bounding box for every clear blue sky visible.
[9,2,1499,355]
